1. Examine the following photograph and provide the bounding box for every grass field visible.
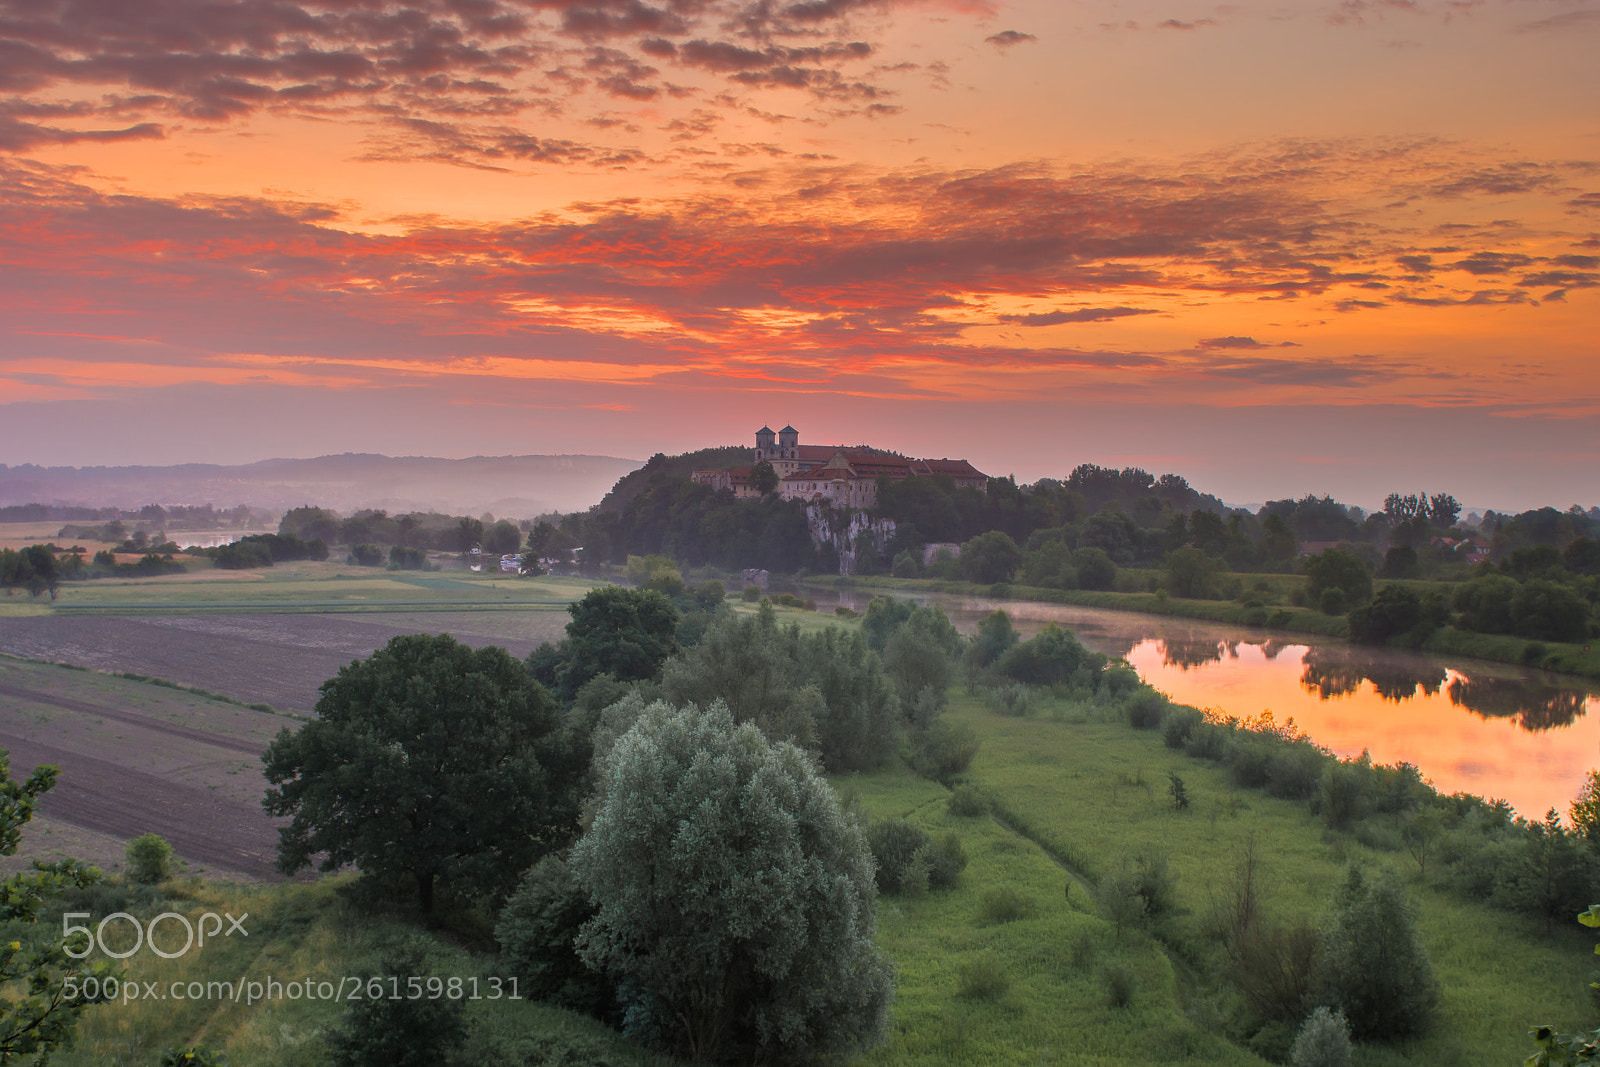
[942,689,1594,1066]
[3,564,601,617]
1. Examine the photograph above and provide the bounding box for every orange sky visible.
[1,0,1596,508]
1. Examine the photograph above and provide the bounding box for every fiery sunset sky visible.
[1,0,1596,509]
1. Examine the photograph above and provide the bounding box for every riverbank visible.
[799,574,1600,683]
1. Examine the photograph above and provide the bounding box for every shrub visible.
[741,584,762,601]
[1102,665,1141,697]
[328,941,466,1067]
[927,832,969,888]
[1291,1007,1353,1067]
[1511,579,1589,642]
[1266,745,1325,801]
[1314,866,1438,1041]
[983,684,1032,717]
[1125,690,1166,730]
[890,550,920,578]
[979,886,1038,923]
[125,833,174,884]
[913,719,980,784]
[1069,930,1096,970]
[995,624,1096,686]
[1318,587,1348,616]
[347,543,384,567]
[957,952,1010,998]
[1163,707,1205,750]
[948,784,988,817]
[495,856,609,1015]
[1104,963,1137,1008]
[866,819,932,894]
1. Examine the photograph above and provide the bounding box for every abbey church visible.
[691,426,987,509]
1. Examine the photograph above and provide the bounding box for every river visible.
[805,585,1599,819]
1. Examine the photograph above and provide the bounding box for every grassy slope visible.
[40,878,674,1067]
[944,689,1594,1066]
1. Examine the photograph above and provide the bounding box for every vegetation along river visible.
[813,586,1599,819]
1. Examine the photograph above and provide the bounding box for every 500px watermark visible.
[62,911,248,960]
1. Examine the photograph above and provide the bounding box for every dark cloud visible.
[1518,270,1600,290]
[1452,251,1535,275]
[998,307,1155,326]
[1158,19,1214,30]
[1197,336,1300,350]
[0,115,162,151]
[1554,254,1600,269]
[1394,289,1531,307]
[0,0,898,142]
[985,31,1035,48]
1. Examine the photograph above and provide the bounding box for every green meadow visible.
[0,564,602,617]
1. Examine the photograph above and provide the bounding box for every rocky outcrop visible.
[806,505,896,575]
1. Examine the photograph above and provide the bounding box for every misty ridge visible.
[0,453,644,519]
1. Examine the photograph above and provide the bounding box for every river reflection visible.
[804,586,1600,817]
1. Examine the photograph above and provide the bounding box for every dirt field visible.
[0,659,294,881]
[0,611,566,714]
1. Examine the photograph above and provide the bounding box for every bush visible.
[983,684,1031,717]
[1104,963,1137,1008]
[495,856,609,1015]
[741,584,762,601]
[1266,745,1325,801]
[348,543,384,567]
[1318,587,1348,616]
[1314,866,1438,1041]
[927,831,968,888]
[1291,1006,1352,1067]
[913,719,980,784]
[125,833,174,884]
[1125,690,1166,730]
[1510,579,1589,642]
[957,952,1010,998]
[1163,706,1204,750]
[867,819,932,895]
[948,784,988,817]
[979,886,1038,923]
[1102,665,1141,697]
[328,941,466,1067]
[995,624,1096,686]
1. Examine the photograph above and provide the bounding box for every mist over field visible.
[0,453,643,518]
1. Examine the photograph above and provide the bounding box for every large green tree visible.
[538,586,681,698]
[570,702,893,1062]
[263,634,581,913]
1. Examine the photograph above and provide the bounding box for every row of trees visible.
[278,506,524,555]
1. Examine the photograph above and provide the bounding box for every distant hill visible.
[0,453,644,520]
[596,446,749,512]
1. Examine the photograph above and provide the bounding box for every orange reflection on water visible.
[1126,639,1600,820]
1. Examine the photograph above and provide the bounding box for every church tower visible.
[777,425,799,473]
[755,425,775,463]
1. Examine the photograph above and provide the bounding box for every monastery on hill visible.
[691,425,987,509]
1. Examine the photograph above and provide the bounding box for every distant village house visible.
[691,426,987,509]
